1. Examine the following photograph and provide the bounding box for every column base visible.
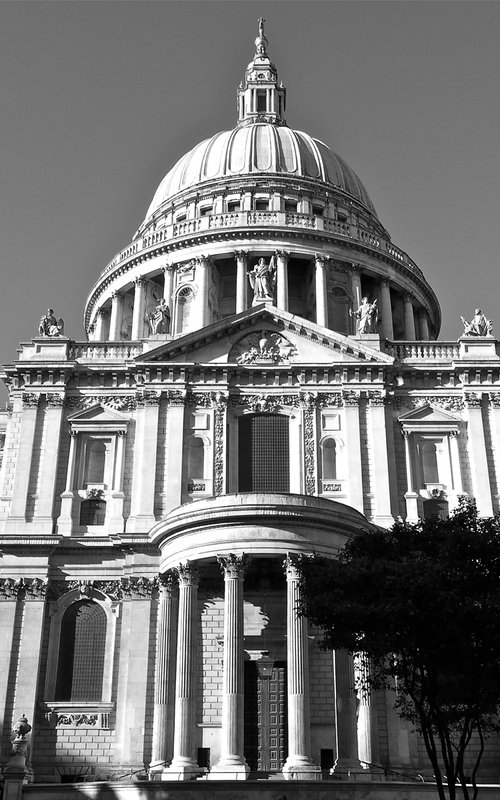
[161,758,202,781]
[282,757,321,781]
[331,758,366,780]
[208,759,250,780]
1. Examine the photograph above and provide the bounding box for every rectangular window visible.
[312,205,324,217]
[256,90,267,113]
[227,201,241,213]
[255,199,269,211]
[200,206,212,216]
[238,414,289,492]
[285,201,297,213]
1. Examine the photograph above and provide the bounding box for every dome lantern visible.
[237,18,286,127]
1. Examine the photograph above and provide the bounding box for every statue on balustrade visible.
[247,256,276,304]
[461,308,492,337]
[38,308,64,337]
[350,296,378,334]
[148,296,171,335]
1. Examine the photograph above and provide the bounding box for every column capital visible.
[351,262,362,274]
[314,253,330,266]
[159,571,177,597]
[22,392,39,408]
[403,293,415,304]
[45,393,64,408]
[274,249,290,260]
[465,392,483,409]
[161,263,174,274]
[134,277,145,288]
[233,250,249,261]
[175,562,199,586]
[283,552,306,580]
[217,553,248,579]
[380,278,390,288]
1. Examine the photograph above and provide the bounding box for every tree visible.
[299,501,500,800]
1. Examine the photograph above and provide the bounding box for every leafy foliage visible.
[299,501,500,800]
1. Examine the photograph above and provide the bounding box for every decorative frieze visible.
[46,577,157,601]
[392,395,465,412]
[65,395,135,412]
[0,578,47,599]
[303,406,316,496]
[214,403,225,496]
[45,712,110,729]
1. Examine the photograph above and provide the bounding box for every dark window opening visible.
[197,748,210,769]
[227,201,241,213]
[199,206,212,217]
[176,214,186,223]
[312,205,324,217]
[285,201,298,213]
[238,414,289,492]
[55,601,106,701]
[79,498,106,526]
[254,199,269,211]
[256,90,267,113]
[321,748,334,771]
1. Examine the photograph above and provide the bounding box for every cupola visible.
[237,18,286,126]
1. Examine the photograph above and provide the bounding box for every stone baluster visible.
[109,291,124,341]
[163,563,201,781]
[275,250,289,311]
[132,278,146,339]
[234,251,248,314]
[379,281,394,340]
[210,554,249,779]
[315,255,329,328]
[282,555,320,780]
[403,295,416,341]
[150,573,178,776]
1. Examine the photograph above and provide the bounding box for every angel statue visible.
[247,256,276,305]
[349,297,378,335]
[39,308,64,337]
[461,308,492,337]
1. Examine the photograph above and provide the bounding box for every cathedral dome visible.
[143,124,378,224]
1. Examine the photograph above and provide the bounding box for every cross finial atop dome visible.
[237,19,287,126]
[255,17,268,56]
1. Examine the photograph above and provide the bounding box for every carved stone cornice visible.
[230,393,300,412]
[217,553,248,579]
[391,395,465,412]
[0,578,47,600]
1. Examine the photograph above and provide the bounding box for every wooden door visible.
[244,661,287,774]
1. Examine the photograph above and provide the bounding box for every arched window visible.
[177,286,194,334]
[321,438,337,480]
[421,441,439,484]
[55,601,106,701]
[188,436,205,478]
[84,440,106,485]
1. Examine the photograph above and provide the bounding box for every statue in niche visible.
[247,256,276,304]
[147,296,171,335]
[38,308,64,337]
[349,297,378,334]
[461,308,492,337]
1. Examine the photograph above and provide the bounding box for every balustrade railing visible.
[386,342,460,360]
[68,343,142,360]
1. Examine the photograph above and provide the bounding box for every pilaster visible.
[32,393,64,533]
[6,394,39,532]
[367,393,393,526]
[342,392,363,513]
[126,391,161,532]
[163,393,186,511]
[465,393,493,516]
[196,257,211,328]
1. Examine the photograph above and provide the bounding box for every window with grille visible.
[238,414,289,492]
[55,601,106,701]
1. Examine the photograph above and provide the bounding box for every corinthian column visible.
[163,563,201,781]
[209,554,249,780]
[315,255,328,328]
[275,250,289,310]
[234,251,248,313]
[332,649,363,777]
[150,573,177,777]
[132,278,146,339]
[282,555,320,780]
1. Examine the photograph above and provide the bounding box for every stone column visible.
[465,393,493,516]
[94,309,106,340]
[196,257,211,328]
[234,251,248,314]
[150,574,178,776]
[163,563,201,780]
[354,655,377,769]
[449,432,463,496]
[379,281,394,340]
[315,255,328,328]
[403,295,416,341]
[343,392,363,513]
[6,394,39,531]
[162,264,174,305]
[282,555,320,780]
[332,649,363,777]
[126,392,160,532]
[210,555,249,779]
[350,265,362,311]
[32,394,64,533]
[131,278,146,339]
[275,250,289,311]
[368,393,394,527]
[403,430,419,522]
[0,582,19,746]
[418,309,430,340]
[109,291,124,341]
[57,430,78,536]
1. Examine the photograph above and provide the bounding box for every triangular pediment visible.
[399,404,461,429]
[136,305,394,366]
[67,404,128,424]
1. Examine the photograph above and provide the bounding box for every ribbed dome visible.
[143,123,377,222]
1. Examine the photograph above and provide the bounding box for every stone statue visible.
[350,297,378,334]
[148,296,171,335]
[38,309,64,337]
[247,256,276,304]
[461,308,492,337]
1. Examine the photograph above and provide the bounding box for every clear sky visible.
[1,0,499,404]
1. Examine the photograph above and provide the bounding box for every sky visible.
[0,0,499,404]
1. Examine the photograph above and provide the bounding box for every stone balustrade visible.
[68,343,142,360]
[386,342,460,360]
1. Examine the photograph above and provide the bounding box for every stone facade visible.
[1,22,499,790]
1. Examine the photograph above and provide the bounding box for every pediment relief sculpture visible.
[230,330,298,365]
